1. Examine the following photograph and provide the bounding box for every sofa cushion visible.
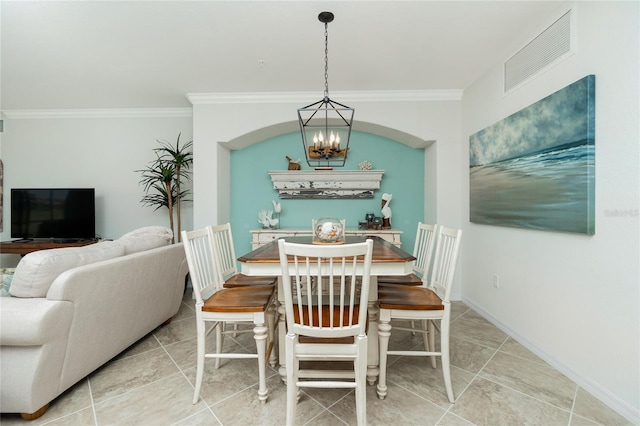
[9,241,125,298]
[117,226,173,255]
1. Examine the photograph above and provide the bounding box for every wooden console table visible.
[0,239,99,256]
[250,228,402,249]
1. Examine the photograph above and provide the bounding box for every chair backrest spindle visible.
[413,222,438,282]
[428,226,463,303]
[210,223,240,284]
[279,239,373,340]
[181,228,221,304]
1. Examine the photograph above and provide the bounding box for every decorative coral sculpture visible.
[258,206,280,229]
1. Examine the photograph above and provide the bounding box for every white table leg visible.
[367,276,379,385]
[277,277,287,382]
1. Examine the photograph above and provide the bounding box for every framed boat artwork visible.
[469,75,595,235]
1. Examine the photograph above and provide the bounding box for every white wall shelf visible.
[267,170,384,199]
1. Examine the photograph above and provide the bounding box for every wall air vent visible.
[504,9,573,92]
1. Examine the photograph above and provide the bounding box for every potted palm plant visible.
[137,133,193,243]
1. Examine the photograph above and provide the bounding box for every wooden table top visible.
[238,236,415,265]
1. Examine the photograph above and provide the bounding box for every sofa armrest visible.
[0,298,74,346]
[0,298,74,415]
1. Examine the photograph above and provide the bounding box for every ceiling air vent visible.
[504,9,573,92]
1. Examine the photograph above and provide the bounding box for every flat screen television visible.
[11,188,96,241]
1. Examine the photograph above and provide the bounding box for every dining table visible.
[237,235,416,385]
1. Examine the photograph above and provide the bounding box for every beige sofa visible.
[0,228,189,419]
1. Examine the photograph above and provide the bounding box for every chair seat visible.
[294,304,366,344]
[223,273,277,288]
[377,273,423,286]
[378,283,421,295]
[293,304,362,327]
[378,287,444,311]
[203,286,275,313]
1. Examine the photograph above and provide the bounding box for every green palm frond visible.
[136,132,193,243]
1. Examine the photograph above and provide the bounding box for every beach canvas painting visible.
[469,75,595,235]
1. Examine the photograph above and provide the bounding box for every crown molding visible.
[1,90,464,118]
[1,108,193,119]
[186,89,463,105]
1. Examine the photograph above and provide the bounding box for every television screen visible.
[11,188,96,241]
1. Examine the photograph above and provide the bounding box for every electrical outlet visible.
[492,274,500,288]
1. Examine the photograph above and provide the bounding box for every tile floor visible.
[1,293,631,426]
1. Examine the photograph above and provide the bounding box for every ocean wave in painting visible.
[470,140,594,234]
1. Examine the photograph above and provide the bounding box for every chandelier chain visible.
[324,21,329,98]
[298,11,353,168]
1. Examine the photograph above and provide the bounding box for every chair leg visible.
[355,335,368,426]
[428,319,437,368]
[254,323,269,403]
[278,302,287,383]
[266,299,278,367]
[421,318,430,350]
[193,320,206,404]
[440,319,454,403]
[215,321,223,369]
[285,334,298,426]
[377,318,392,400]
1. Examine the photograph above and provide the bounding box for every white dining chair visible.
[377,226,463,404]
[209,223,279,349]
[378,222,438,288]
[378,222,438,336]
[182,227,277,405]
[278,238,373,426]
[210,223,278,288]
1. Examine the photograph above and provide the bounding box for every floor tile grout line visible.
[450,334,506,353]
[382,314,481,424]
[381,374,475,426]
[89,370,189,411]
[303,406,349,426]
[154,328,234,426]
[383,374,454,412]
[37,408,90,426]
[450,334,509,408]
[33,379,97,426]
[494,346,551,367]
[87,378,98,426]
[478,374,575,416]
[567,383,580,426]
[308,390,356,426]
[477,337,578,416]
[382,324,581,425]
[154,331,196,387]
[168,407,223,426]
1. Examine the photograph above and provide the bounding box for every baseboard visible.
[462,298,639,425]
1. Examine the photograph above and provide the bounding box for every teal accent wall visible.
[230,130,424,256]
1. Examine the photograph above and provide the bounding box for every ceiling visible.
[1,1,565,110]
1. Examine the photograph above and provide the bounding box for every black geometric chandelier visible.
[298,11,354,169]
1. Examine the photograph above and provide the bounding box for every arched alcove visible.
[217,122,436,254]
[191,94,458,253]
